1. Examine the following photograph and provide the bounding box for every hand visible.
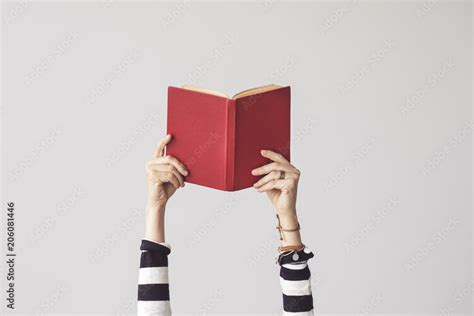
[252,150,302,246]
[252,150,300,214]
[146,134,188,209]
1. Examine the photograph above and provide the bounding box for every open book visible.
[166,84,291,191]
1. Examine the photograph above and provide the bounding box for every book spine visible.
[225,99,236,191]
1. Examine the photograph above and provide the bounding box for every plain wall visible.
[1,1,472,314]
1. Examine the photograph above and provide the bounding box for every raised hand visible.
[252,150,302,247]
[252,150,300,214]
[145,134,188,208]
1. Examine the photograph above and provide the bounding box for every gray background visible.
[1,0,472,315]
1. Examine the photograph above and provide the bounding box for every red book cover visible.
[166,85,290,191]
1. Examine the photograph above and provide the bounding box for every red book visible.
[166,85,290,191]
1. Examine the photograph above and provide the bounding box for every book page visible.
[232,84,282,99]
[182,84,283,100]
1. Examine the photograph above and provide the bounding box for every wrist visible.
[276,211,302,247]
[276,211,298,227]
[146,202,166,214]
[145,206,166,243]
[280,231,303,247]
[277,206,297,215]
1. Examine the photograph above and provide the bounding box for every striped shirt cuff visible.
[138,239,171,316]
[278,248,314,314]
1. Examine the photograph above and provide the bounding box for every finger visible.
[147,156,188,176]
[251,162,297,176]
[156,171,180,189]
[257,179,287,192]
[260,149,289,164]
[254,169,299,188]
[154,134,172,158]
[168,173,181,189]
[253,171,281,188]
[163,156,188,176]
[148,164,185,187]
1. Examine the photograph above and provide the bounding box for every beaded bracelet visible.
[278,244,305,253]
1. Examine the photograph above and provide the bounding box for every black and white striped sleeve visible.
[137,239,171,316]
[278,248,315,315]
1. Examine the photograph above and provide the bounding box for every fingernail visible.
[260,150,266,155]
[184,170,189,176]
[251,170,256,175]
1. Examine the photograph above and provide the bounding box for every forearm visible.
[145,204,166,243]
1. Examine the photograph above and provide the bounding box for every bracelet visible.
[277,246,314,264]
[275,214,300,241]
[278,244,305,253]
